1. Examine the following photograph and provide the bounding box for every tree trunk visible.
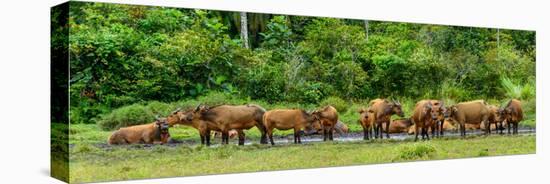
[364,20,369,42]
[240,12,249,49]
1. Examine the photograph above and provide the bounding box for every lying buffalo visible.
[358,108,374,140]
[499,99,523,134]
[312,106,339,141]
[383,118,414,134]
[108,117,170,145]
[304,120,348,136]
[263,109,320,145]
[369,98,405,139]
[447,100,490,137]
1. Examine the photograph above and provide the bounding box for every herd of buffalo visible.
[108,98,524,146]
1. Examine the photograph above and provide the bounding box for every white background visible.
[0,0,547,183]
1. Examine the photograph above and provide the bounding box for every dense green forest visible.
[61,2,535,126]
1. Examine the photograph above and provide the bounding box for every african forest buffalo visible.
[108,117,171,145]
[166,108,218,145]
[411,100,437,141]
[358,108,374,140]
[303,120,348,136]
[383,118,414,134]
[263,109,321,145]
[499,99,523,134]
[368,99,405,139]
[172,104,268,146]
[428,100,447,137]
[447,100,490,137]
[312,106,339,141]
[486,104,504,134]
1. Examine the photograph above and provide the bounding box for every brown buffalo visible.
[358,108,374,140]
[428,100,447,137]
[499,99,523,134]
[368,98,405,139]
[166,108,219,145]
[447,100,490,137]
[383,118,414,134]
[108,117,170,145]
[175,104,267,146]
[411,100,437,141]
[312,106,339,141]
[304,120,348,136]
[486,105,505,134]
[263,109,320,145]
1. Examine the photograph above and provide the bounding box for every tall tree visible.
[364,20,369,42]
[240,12,249,48]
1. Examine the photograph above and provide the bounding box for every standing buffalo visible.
[428,100,447,137]
[167,108,218,145]
[486,104,504,134]
[312,106,339,141]
[447,100,490,137]
[176,104,268,146]
[108,117,171,145]
[368,98,405,139]
[411,100,437,141]
[499,99,523,134]
[263,109,320,145]
[358,108,374,140]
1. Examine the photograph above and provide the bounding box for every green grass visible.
[68,135,535,183]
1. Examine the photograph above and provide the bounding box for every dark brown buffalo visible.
[358,108,374,140]
[447,100,490,137]
[411,100,437,141]
[368,98,405,139]
[383,118,414,134]
[108,117,170,145]
[179,104,267,146]
[499,99,523,134]
[312,106,339,141]
[263,109,320,145]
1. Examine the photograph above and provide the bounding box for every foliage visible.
[395,142,437,160]
[320,96,349,113]
[63,2,536,124]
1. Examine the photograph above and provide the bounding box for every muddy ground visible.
[71,127,536,150]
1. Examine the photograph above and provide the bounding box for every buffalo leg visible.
[205,130,211,146]
[268,128,275,145]
[439,121,444,137]
[363,127,368,140]
[513,122,518,134]
[373,124,378,139]
[507,121,511,134]
[237,130,245,146]
[329,126,334,141]
[200,134,205,145]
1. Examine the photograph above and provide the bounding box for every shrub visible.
[320,96,349,113]
[97,104,155,130]
[395,142,437,160]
